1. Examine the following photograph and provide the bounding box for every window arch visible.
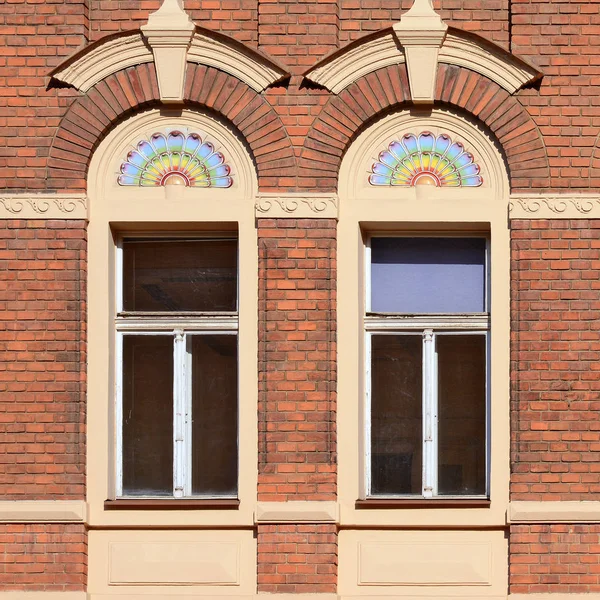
[86,107,258,535]
[336,106,510,527]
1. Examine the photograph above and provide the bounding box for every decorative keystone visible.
[393,0,447,104]
[141,0,195,103]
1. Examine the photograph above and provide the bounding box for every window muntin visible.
[116,236,239,499]
[366,235,489,499]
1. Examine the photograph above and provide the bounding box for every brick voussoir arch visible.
[300,62,549,192]
[47,62,296,191]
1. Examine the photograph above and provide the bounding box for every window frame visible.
[364,233,491,500]
[114,233,240,500]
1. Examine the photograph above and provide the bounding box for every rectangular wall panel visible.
[359,541,491,585]
[109,541,240,585]
[339,530,507,597]
[88,530,256,595]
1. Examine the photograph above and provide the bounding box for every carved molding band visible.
[0,194,88,219]
[255,195,338,218]
[509,194,600,219]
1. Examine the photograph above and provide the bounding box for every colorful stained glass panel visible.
[118,130,233,188]
[369,132,483,187]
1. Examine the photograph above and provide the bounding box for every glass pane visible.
[191,335,238,496]
[370,237,486,313]
[370,335,422,495]
[122,238,237,312]
[437,335,486,496]
[122,335,173,496]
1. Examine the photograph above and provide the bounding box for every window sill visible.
[355,498,491,509]
[104,498,240,510]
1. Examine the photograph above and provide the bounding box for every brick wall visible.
[339,0,509,48]
[510,219,600,593]
[512,1,600,190]
[257,524,337,593]
[0,524,86,590]
[511,219,600,501]
[0,220,86,500]
[511,524,600,593]
[89,0,258,44]
[257,218,337,592]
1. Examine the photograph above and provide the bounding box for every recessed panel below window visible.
[122,335,174,497]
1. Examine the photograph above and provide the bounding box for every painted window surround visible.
[86,108,258,528]
[337,107,511,528]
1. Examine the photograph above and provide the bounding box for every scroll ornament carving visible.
[0,195,87,218]
[509,195,600,216]
[255,195,338,217]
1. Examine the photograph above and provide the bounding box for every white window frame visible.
[114,233,239,499]
[364,234,490,499]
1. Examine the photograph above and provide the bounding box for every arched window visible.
[86,108,258,526]
[337,106,510,523]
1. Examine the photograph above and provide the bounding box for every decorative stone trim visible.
[50,5,288,97]
[305,28,540,97]
[392,0,447,104]
[0,194,88,219]
[255,194,338,218]
[509,596,600,600]
[86,596,336,600]
[0,500,87,523]
[306,33,404,95]
[141,0,195,103]
[509,194,600,219]
[50,33,153,93]
[440,32,540,95]
[509,501,600,524]
[188,32,288,93]
[0,595,87,600]
[255,502,339,524]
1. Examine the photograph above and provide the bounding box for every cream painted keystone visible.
[509,501,600,523]
[254,502,339,523]
[392,0,447,104]
[141,0,195,103]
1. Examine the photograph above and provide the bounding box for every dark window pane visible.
[122,335,173,496]
[123,239,237,312]
[370,237,486,313]
[191,335,238,496]
[437,335,486,496]
[370,335,422,495]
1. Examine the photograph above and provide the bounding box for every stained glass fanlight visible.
[118,131,233,188]
[369,132,483,187]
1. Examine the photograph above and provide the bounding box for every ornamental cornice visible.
[509,194,600,219]
[0,194,88,219]
[305,4,541,98]
[255,194,338,219]
[49,1,289,101]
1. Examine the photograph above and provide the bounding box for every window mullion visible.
[115,332,123,497]
[185,335,193,497]
[422,329,436,498]
[173,329,186,498]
